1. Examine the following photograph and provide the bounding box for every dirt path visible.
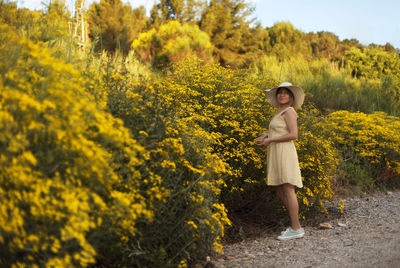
[211,191,400,268]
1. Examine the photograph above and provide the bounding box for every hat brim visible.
[264,85,305,109]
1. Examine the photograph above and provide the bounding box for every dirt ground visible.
[209,190,400,268]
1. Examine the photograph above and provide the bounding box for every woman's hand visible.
[254,132,268,147]
[258,138,272,147]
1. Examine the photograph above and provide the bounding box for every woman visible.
[255,82,305,241]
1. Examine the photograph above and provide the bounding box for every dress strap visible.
[278,106,293,114]
[278,106,297,117]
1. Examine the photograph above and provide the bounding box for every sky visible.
[17,0,400,49]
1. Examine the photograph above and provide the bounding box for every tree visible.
[155,0,204,22]
[199,0,256,68]
[132,20,213,68]
[307,31,340,60]
[149,2,162,28]
[344,46,400,79]
[87,0,148,54]
[266,22,310,59]
[148,0,205,27]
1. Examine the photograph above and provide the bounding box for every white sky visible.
[17,0,400,49]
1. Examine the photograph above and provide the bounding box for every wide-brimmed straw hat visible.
[264,82,305,109]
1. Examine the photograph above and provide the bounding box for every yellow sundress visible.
[266,107,303,188]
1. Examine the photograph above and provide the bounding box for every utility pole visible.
[73,0,88,48]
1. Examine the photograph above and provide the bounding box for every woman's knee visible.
[275,186,283,199]
[281,183,295,192]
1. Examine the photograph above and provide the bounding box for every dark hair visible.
[276,87,295,100]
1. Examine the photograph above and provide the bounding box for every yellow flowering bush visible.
[296,106,339,214]
[101,66,231,266]
[0,24,166,267]
[132,59,340,235]
[165,58,275,191]
[320,110,400,192]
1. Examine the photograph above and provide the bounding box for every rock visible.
[387,191,393,195]
[338,222,347,227]
[203,262,216,268]
[224,256,236,260]
[344,241,354,247]
[319,222,333,229]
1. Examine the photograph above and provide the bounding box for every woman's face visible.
[276,88,292,106]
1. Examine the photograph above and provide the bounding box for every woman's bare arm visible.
[259,108,298,147]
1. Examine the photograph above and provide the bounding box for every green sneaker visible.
[278,227,305,241]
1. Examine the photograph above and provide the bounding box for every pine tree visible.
[87,0,148,54]
[156,0,204,22]
[307,31,340,60]
[266,22,310,59]
[149,2,162,28]
[199,0,255,68]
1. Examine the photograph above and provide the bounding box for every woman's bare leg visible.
[275,185,288,208]
[281,183,301,230]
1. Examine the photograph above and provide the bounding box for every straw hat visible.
[264,82,305,109]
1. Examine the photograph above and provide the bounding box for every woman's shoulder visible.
[281,106,297,117]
